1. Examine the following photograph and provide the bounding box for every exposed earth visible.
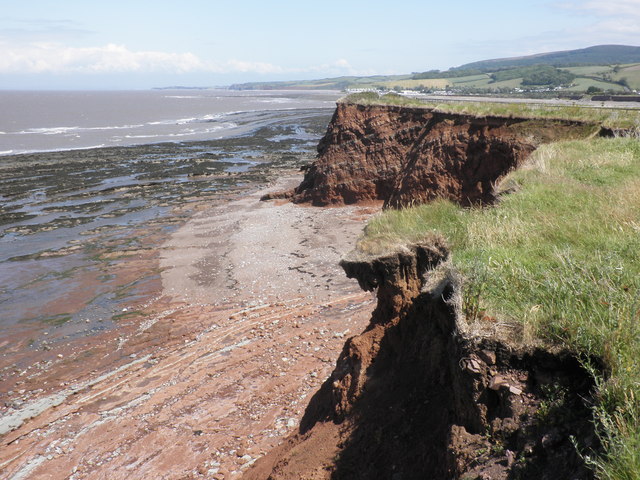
[0,176,377,479]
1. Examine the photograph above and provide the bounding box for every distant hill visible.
[228,75,411,91]
[456,45,640,71]
[228,45,640,94]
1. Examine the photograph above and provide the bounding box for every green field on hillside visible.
[565,77,625,92]
[231,64,632,93]
[613,64,640,89]
[450,74,492,85]
[230,45,640,94]
[564,65,614,76]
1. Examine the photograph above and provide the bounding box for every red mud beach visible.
[0,176,377,480]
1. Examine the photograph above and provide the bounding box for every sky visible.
[0,0,639,89]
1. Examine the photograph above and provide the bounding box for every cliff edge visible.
[273,102,599,208]
[246,102,609,479]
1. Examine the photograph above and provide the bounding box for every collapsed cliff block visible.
[287,103,599,208]
[245,241,598,479]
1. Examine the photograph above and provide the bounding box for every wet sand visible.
[0,174,379,479]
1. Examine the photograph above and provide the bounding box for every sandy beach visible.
[0,174,378,479]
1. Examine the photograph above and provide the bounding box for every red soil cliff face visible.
[289,103,598,208]
[245,104,602,479]
[245,244,598,480]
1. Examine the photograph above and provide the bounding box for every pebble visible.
[489,375,509,390]
[509,385,523,395]
[506,449,515,467]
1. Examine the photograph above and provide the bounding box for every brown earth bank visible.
[245,242,599,480]
[274,102,601,208]
[245,104,609,479]
[0,176,378,480]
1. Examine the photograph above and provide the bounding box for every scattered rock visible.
[478,349,496,365]
[508,385,523,395]
[488,375,509,390]
[505,449,515,467]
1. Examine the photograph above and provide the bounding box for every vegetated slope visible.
[283,101,599,208]
[456,44,640,71]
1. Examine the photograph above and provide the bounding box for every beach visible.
[0,90,380,479]
[0,174,377,479]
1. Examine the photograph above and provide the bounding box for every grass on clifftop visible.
[343,92,640,130]
[359,137,640,479]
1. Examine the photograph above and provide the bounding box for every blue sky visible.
[0,0,638,89]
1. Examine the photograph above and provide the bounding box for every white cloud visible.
[593,19,640,35]
[0,42,208,74]
[557,0,640,17]
[578,0,640,17]
[296,58,376,76]
[0,41,361,78]
[224,59,284,74]
[551,1,640,47]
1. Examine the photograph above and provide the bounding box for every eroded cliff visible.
[281,102,599,208]
[246,103,604,479]
[246,243,598,480]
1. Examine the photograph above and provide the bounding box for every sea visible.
[0,89,341,363]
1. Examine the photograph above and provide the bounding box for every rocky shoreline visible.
[0,174,378,479]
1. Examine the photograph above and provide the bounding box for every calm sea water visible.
[0,89,340,155]
[0,89,340,357]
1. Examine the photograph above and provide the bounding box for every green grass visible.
[379,78,450,90]
[230,60,640,93]
[359,137,640,479]
[341,92,640,129]
[487,78,525,89]
[564,66,614,76]
[566,78,625,93]
[614,64,640,90]
[450,74,492,85]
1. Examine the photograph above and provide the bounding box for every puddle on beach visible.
[0,110,332,368]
